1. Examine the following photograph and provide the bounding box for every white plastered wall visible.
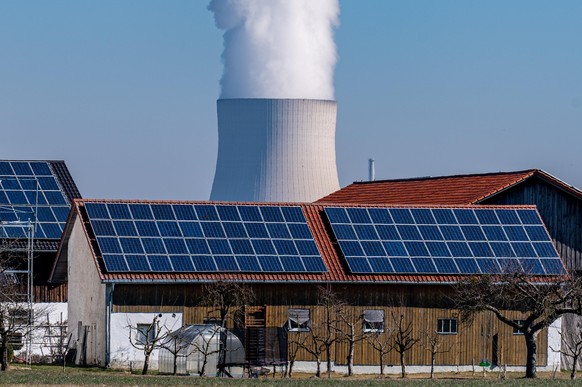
[109,312,182,370]
[66,216,107,366]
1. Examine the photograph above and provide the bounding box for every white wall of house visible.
[67,216,107,366]
[30,302,67,359]
[109,312,182,370]
[6,302,67,361]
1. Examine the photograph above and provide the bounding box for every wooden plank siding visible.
[111,283,546,367]
[34,283,67,303]
[482,176,582,271]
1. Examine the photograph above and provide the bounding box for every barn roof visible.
[49,199,563,285]
[0,160,81,252]
[317,169,582,206]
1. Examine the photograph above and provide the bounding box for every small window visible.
[288,309,310,332]
[513,320,526,335]
[437,318,458,334]
[136,323,156,345]
[363,309,384,333]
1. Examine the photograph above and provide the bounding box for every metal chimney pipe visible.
[368,158,375,181]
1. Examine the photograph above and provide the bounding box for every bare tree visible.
[551,318,582,379]
[200,281,255,374]
[367,330,393,376]
[160,329,193,375]
[392,312,419,378]
[0,241,32,371]
[201,281,255,329]
[455,271,582,378]
[191,326,223,376]
[421,329,450,379]
[127,314,166,375]
[317,285,344,379]
[295,285,344,378]
[286,331,308,378]
[338,310,368,376]
[160,325,223,376]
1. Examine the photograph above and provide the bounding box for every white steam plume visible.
[208,0,340,100]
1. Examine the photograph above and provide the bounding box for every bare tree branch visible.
[454,271,582,378]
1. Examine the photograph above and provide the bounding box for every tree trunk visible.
[288,359,294,378]
[524,332,537,378]
[400,351,406,378]
[173,354,177,375]
[347,328,354,376]
[200,356,208,376]
[379,352,384,375]
[430,351,436,379]
[326,343,332,379]
[571,354,578,380]
[315,357,321,378]
[142,352,150,375]
[1,336,8,371]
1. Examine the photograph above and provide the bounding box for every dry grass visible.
[1,364,581,386]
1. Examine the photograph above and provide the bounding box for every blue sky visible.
[1,1,581,200]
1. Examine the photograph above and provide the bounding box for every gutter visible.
[100,279,459,286]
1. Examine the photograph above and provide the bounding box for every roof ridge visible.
[351,169,537,185]
[471,170,537,203]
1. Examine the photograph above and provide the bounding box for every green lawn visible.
[1,365,582,386]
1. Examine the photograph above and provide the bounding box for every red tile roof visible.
[49,199,558,285]
[317,169,582,205]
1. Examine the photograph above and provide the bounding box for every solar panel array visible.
[84,202,327,274]
[324,207,565,276]
[0,161,70,239]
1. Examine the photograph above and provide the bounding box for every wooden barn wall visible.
[482,177,582,271]
[112,283,547,367]
[34,283,68,303]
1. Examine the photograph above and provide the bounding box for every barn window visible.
[437,318,458,334]
[363,309,384,332]
[288,309,310,332]
[513,320,526,335]
[136,323,156,345]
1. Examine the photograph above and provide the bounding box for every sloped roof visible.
[0,160,81,252]
[317,169,582,205]
[48,160,82,203]
[50,199,558,285]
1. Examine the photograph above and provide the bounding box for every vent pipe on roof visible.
[369,158,375,181]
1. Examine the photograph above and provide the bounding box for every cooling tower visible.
[210,99,340,202]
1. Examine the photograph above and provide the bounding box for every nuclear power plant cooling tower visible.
[210,99,340,202]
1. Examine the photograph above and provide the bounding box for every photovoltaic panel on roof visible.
[0,161,70,240]
[324,207,565,276]
[83,202,327,274]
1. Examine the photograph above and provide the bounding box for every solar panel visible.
[325,207,565,276]
[0,161,70,239]
[85,203,327,274]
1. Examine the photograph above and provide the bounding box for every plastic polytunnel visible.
[158,324,245,377]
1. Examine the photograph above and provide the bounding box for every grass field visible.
[1,365,582,386]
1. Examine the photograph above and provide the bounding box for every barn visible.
[0,160,81,360]
[50,198,565,374]
[319,168,582,369]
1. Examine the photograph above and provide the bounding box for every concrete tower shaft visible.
[210,99,340,202]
